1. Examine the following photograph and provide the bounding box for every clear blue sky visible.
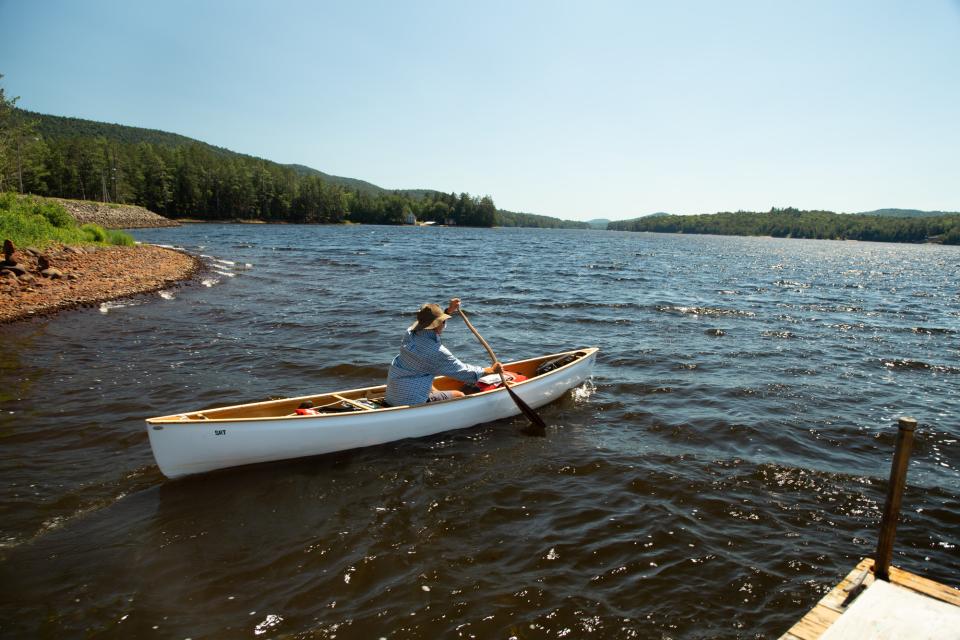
[2,0,958,220]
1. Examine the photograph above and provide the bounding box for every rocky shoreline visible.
[0,242,201,324]
[47,197,181,229]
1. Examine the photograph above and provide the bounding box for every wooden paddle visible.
[458,309,547,434]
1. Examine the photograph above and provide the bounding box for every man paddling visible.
[385,298,501,406]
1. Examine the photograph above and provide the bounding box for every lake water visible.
[1,224,957,639]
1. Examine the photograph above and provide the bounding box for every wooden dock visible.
[781,418,960,639]
[779,558,960,639]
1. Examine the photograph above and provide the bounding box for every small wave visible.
[307,256,362,268]
[790,304,864,313]
[774,280,811,289]
[605,356,657,369]
[578,317,634,325]
[213,270,236,278]
[656,305,756,318]
[831,323,865,331]
[785,367,820,376]
[319,363,386,379]
[537,301,643,311]
[583,263,625,270]
[158,290,176,300]
[913,327,955,335]
[269,321,316,330]
[590,273,648,283]
[608,382,674,395]
[201,277,220,287]
[212,258,235,266]
[99,300,138,313]
[882,359,960,374]
[762,331,797,339]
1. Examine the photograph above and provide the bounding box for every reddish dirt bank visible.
[0,244,200,323]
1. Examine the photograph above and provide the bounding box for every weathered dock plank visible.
[779,558,960,640]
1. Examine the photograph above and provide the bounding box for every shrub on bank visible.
[80,223,107,242]
[0,192,135,249]
[105,229,134,246]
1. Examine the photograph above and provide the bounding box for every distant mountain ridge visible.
[23,109,587,227]
[853,208,960,218]
[28,110,402,196]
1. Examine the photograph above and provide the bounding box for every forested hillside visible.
[855,208,960,218]
[0,85,585,228]
[608,207,960,245]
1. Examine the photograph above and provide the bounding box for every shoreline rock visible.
[0,243,201,324]
[42,197,180,229]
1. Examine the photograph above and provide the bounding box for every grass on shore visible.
[0,192,134,249]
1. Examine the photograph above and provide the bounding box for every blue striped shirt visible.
[385,329,485,406]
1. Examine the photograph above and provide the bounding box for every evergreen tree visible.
[0,76,46,193]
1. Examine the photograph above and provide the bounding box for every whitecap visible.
[254,614,283,636]
[99,300,137,313]
[572,380,596,403]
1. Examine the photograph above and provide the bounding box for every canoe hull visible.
[147,348,596,478]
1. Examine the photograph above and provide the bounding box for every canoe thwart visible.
[333,394,376,411]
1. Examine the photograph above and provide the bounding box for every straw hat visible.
[409,303,451,331]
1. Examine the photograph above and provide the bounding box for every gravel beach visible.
[0,243,200,323]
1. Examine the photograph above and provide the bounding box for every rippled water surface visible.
[1,225,958,639]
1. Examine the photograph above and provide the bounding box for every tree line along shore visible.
[608,207,960,245]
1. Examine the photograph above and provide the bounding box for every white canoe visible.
[147,347,598,478]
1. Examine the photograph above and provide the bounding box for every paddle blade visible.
[458,308,546,434]
[505,384,547,433]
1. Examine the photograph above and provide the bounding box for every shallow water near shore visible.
[1,224,958,638]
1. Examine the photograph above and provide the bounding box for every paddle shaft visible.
[457,309,546,431]
[458,311,505,383]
